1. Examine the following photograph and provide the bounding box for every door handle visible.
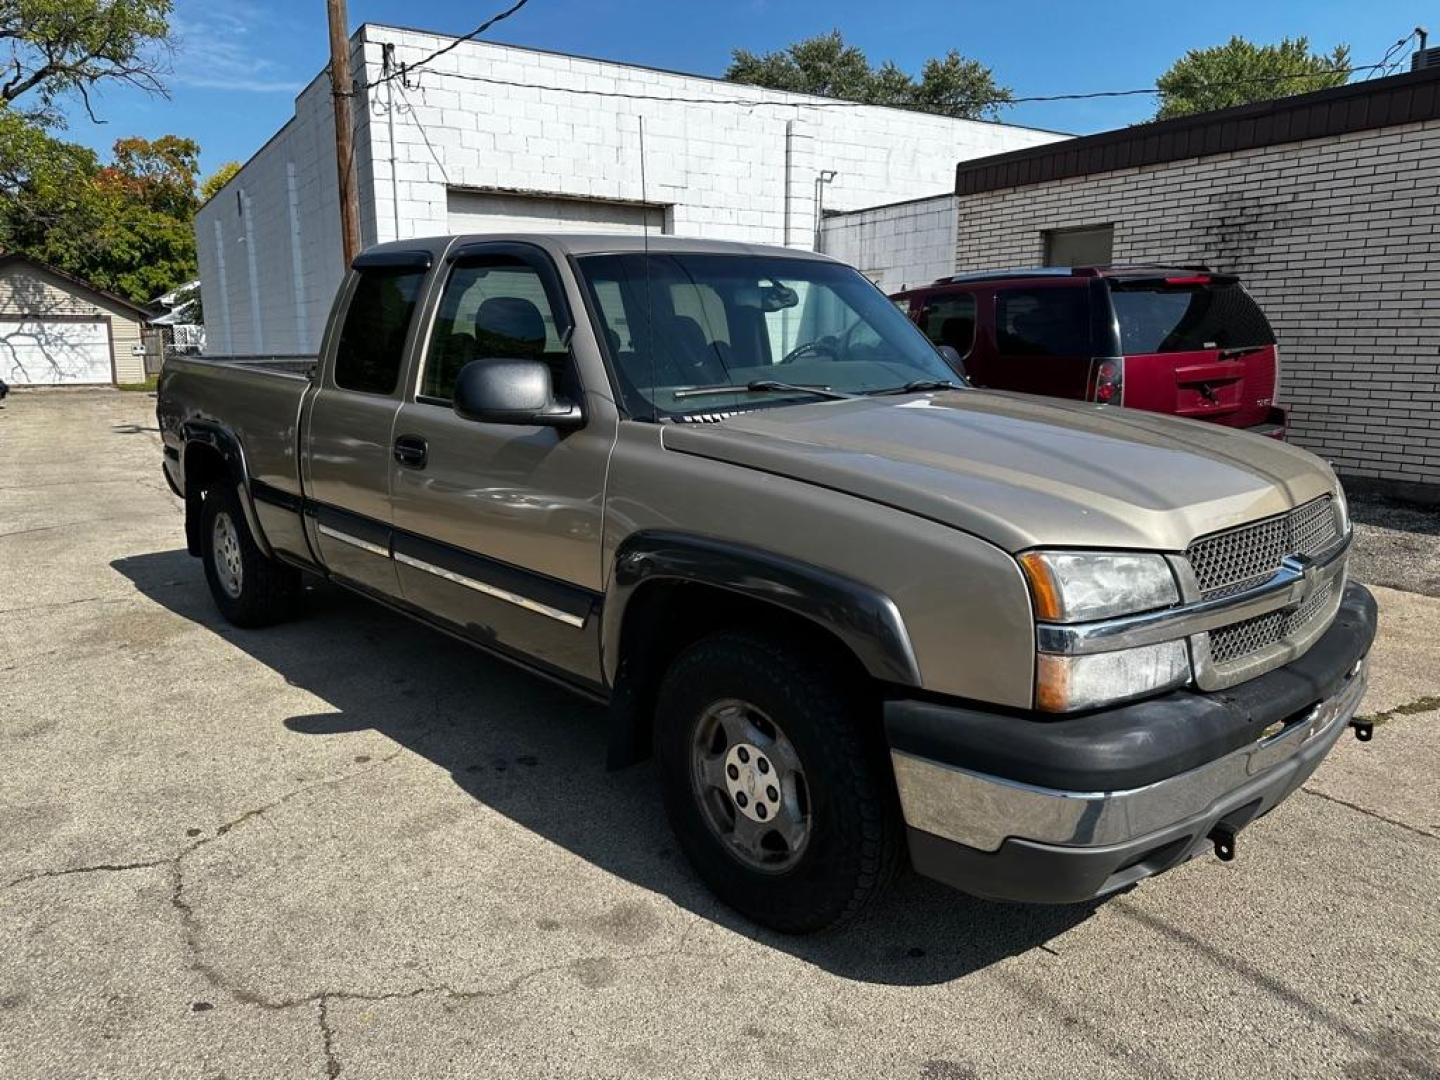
[393,435,428,469]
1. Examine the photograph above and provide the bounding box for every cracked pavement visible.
[2,390,1438,1079]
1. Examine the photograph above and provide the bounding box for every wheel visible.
[655,631,903,933]
[199,484,301,628]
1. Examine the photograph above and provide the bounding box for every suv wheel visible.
[655,631,902,933]
[200,485,301,628]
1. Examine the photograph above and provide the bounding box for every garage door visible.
[0,320,111,385]
[447,190,666,235]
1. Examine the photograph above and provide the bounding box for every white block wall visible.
[820,194,957,292]
[950,119,1440,492]
[196,25,1064,357]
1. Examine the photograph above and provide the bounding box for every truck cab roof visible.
[359,233,843,264]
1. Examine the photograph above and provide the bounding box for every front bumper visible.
[887,582,1376,904]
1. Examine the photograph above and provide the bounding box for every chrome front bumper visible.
[893,657,1366,855]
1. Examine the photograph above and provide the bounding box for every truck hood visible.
[661,390,1336,553]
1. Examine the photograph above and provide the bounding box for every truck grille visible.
[1207,577,1335,665]
[1186,496,1338,599]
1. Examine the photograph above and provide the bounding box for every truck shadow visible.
[112,548,1100,986]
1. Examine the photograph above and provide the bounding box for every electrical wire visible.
[1368,29,1419,79]
[360,0,530,90]
[389,60,1398,114]
[353,1,1412,115]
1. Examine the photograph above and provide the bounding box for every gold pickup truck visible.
[158,235,1376,933]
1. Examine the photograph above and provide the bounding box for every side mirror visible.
[937,344,970,383]
[452,359,583,428]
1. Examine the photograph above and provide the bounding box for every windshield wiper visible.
[869,379,967,396]
[672,379,856,402]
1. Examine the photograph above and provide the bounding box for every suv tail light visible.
[1090,358,1124,405]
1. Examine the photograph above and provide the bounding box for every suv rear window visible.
[995,288,1092,356]
[1110,282,1276,354]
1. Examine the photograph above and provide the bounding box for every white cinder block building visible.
[195,24,1065,357]
[824,65,1440,499]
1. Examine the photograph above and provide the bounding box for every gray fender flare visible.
[180,420,273,559]
[601,530,921,767]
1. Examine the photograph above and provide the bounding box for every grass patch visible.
[117,375,158,392]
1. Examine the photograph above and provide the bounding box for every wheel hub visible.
[723,743,782,823]
[212,511,243,599]
[690,698,811,872]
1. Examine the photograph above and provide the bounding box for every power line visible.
[1368,29,1419,80]
[355,2,1409,115]
[361,0,531,90]
[391,60,1398,113]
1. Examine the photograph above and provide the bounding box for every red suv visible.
[893,267,1286,437]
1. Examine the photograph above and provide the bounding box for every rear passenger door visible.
[388,242,613,685]
[989,285,1094,400]
[916,292,979,381]
[303,251,429,598]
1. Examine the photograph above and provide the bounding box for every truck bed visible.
[157,354,316,498]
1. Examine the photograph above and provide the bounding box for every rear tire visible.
[655,630,903,933]
[200,485,301,628]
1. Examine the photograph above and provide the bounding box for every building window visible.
[1044,225,1114,268]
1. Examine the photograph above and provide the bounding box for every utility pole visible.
[326,0,361,267]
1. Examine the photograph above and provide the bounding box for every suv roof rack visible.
[932,263,1216,285]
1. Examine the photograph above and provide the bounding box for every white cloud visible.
[171,1,305,94]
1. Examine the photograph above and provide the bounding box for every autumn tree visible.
[1154,36,1351,119]
[199,160,240,203]
[727,30,1011,119]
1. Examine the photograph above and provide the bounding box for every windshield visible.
[578,253,959,418]
[1110,282,1276,354]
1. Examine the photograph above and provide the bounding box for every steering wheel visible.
[778,336,839,364]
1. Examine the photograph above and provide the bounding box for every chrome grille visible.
[1207,577,1335,665]
[1186,496,1338,599]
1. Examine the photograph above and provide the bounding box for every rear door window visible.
[1110,282,1276,353]
[334,267,426,395]
[918,293,977,355]
[995,288,1092,356]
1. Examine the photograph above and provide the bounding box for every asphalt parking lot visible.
[2,389,1438,1080]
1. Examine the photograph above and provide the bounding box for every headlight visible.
[1018,551,1179,623]
[1035,642,1191,713]
[1020,550,1188,712]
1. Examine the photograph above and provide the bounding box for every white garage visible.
[446,189,668,236]
[0,254,152,386]
[0,320,112,385]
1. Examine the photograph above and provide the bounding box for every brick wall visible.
[951,119,1440,491]
[196,27,1062,357]
[820,194,956,293]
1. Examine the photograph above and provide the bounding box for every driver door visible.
[389,242,614,685]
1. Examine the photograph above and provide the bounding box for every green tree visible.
[199,160,240,203]
[1154,36,1351,120]
[0,0,173,124]
[1,128,200,302]
[726,30,1011,119]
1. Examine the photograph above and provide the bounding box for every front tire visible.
[200,485,301,628]
[655,631,903,933]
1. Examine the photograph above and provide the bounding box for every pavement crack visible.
[1300,787,1439,841]
[318,996,341,1079]
[3,857,170,891]
[0,595,131,616]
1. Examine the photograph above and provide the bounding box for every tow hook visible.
[1349,717,1374,742]
[1208,824,1237,862]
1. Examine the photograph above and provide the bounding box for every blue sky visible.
[57,0,1432,177]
